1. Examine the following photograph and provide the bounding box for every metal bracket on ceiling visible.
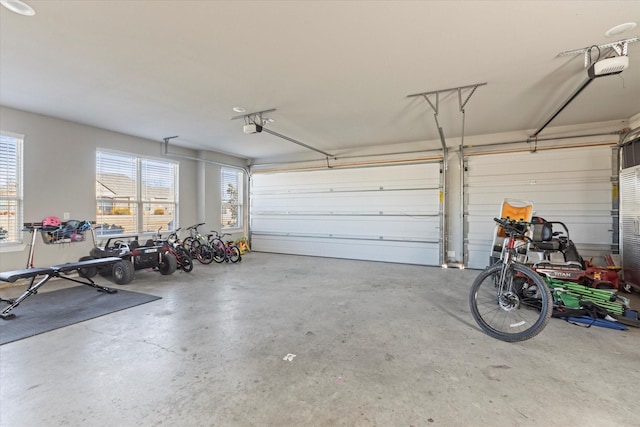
[406,82,486,267]
[407,83,487,115]
[162,136,250,174]
[230,108,277,125]
[556,36,639,67]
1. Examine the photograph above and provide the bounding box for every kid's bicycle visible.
[208,231,242,263]
[469,217,552,342]
[155,228,193,273]
[182,223,214,265]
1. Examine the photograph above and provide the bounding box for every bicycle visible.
[155,228,193,273]
[182,223,214,265]
[469,217,552,342]
[208,231,242,263]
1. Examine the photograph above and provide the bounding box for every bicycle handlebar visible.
[209,230,231,239]
[494,217,530,238]
[186,223,205,230]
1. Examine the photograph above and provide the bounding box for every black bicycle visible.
[469,217,552,342]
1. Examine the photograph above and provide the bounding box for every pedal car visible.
[79,235,177,284]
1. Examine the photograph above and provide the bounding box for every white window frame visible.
[96,149,178,237]
[0,131,24,247]
[221,167,244,230]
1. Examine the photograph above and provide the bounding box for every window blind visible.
[221,168,243,229]
[0,133,23,243]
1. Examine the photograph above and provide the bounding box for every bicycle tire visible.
[195,244,214,264]
[182,237,198,258]
[175,246,193,272]
[228,245,242,263]
[469,263,552,342]
[210,238,226,263]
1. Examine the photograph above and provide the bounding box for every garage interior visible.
[1,1,639,426]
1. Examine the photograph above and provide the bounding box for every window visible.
[0,132,23,244]
[221,168,244,229]
[96,150,178,236]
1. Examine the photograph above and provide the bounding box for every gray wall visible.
[0,106,247,271]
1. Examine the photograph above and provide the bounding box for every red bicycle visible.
[155,228,193,272]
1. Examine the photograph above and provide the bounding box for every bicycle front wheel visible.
[182,237,198,258]
[469,263,552,342]
[195,244,214,264]
[210,238,226,263]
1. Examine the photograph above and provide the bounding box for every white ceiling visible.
[1,1,639,162]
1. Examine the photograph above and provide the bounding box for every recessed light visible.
[605,22,637,37]
[0,0,35,16]
[232,107,246,113]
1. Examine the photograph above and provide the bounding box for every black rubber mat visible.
[0,286,161,345]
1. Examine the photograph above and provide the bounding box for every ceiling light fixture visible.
[0,0,35,16]
[605,22,637,37]
[232,107,246,113]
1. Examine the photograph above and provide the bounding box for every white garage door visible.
[465,145,615,269]
[250,162,442,265]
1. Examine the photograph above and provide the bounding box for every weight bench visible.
[0,257,122,320]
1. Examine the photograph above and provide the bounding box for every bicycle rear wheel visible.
[469,263,552,342]
[175,246,193,272]
[228,245,242,263]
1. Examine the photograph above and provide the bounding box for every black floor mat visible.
[0,286,161,345]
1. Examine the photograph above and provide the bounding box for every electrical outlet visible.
[63,212,70,220]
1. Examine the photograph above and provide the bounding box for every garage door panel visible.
[467,153,610,175]
[251,235,439,265]
[467,183,610,202]
[253,164,439,191]
[252,215,440,240]
[252,189,440,213]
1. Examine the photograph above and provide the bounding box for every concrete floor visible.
[0,252,638,427]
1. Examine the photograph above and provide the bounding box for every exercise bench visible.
[0,256,122,320]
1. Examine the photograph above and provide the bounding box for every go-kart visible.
[523,217,623,291]
[79,235,177,285]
